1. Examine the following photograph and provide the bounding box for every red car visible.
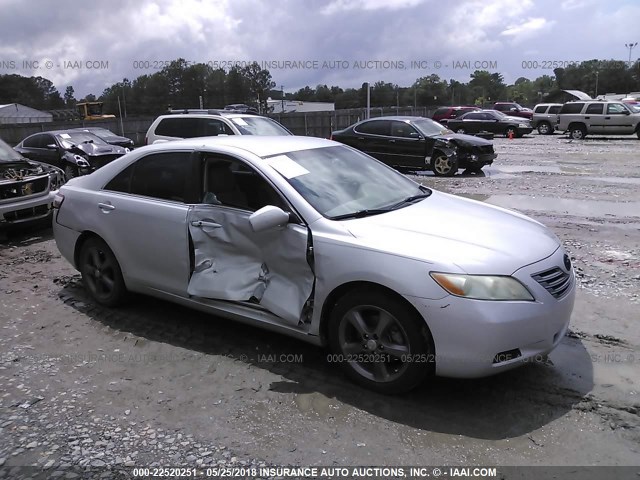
[492,102,533,119]
[432,106,480,125]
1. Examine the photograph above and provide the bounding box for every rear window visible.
[585,103,604,114]
[355,120,390,136]
[559,103,584,114]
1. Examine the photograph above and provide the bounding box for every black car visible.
[446,110,533,138]
[71,127,134,149]
[14,130,128,178]
[330,116,497,176]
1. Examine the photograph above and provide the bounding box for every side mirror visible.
[249,205,290,232]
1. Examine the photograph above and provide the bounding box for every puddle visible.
[458,194,640,218]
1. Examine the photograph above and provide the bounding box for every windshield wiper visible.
[329,208,393,220]
[387,190,432,210]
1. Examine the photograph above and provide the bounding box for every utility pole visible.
[366,83,370,119]
[281,85,284,113]
[594,71,599,98]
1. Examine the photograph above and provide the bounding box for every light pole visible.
[281,85,284,113]
[625,42,638,67]
[594,71,599,98]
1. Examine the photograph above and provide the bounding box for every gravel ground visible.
[1,133,639,479]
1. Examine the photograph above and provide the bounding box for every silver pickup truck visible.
[556,100,640,139]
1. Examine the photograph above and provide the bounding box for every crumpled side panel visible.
[187,205,314,325]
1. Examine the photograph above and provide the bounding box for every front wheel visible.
[431,153,458,177]
[328,289,433,393]
[537,122,552,135]
[64,165,79,179]
[79,237,127,307]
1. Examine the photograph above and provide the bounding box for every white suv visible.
[145,110,292,144]
[556,101,640,139]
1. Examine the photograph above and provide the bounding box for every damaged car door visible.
[187,155,315,326]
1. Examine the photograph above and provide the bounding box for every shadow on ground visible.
[59,280,594,441]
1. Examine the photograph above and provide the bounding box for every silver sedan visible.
[52,136,575,393]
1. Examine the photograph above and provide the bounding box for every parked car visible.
[532,103,563,135]
[224,103,259,114]
[493,102,533,119]
[1,137,65,228]
[14,130,128,179]
[556,100,640,139]
[72,127,134,150]
[330,116,496,176]
[447,110,533,138]
[431,106,481,125]
[145,111,292,144]
[52,136,575,393]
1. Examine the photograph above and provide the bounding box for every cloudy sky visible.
[1,0,639,98]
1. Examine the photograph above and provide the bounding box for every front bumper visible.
[0,190,56,227]
[458,152,497,167]
[406,247,576,378]
[518,127,534,135]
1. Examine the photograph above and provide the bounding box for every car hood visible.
[434,133,493,146]
[342,191,559,275]
[73,142,126,156]
[1,157,62,179]
[102,134,132,144]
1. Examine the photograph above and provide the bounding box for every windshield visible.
[230,117,291,135]
[56,132,108,149]
[266,145,428,219]
[412,118,452,136]
[0,138,24,162]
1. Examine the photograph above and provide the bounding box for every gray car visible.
[52,136,575,393]
[532,103,563,135]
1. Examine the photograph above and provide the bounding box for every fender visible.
[431,139,457,159]
[61,151,91,169]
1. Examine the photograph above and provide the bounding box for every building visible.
[267,98,335,114]
[0,103,53,124]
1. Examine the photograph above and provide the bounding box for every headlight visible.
[518,123,528,128]
[74,155,90,168]
[430,272,534,301]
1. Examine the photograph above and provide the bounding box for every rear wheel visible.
[431,152,458,177]
[328,289,433,393]
[569,124,587,140]
[537,122,552,135]
[78,237,127,307]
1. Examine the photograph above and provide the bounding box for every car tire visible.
[505,126,517,138]
[537,122,552,135]
[569,124,587,140]
[431,152,458,177]
[64,165,79,179]
[78,237,127,307]
[328,289,433,394]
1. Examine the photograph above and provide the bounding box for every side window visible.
[534,106,547,114]
[390,121,420,138]
[104,164,134,193]
[128,152,192,202]
[155,118,200,138]
[355,120,390,136]
[585,103,604,114]
[548,105,561,114]
[494,104,508,111]
[464,113,481,120]
[202,157,288,212]
[433,108,448,116]
[200,119,234,136]
[559,103,584,114]
[23,134,43,148]
[607,103,627,114]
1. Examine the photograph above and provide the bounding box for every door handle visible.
[98,202,115,212]
[605,117,610,119]
[191,220,222,228]
[584,116,590,119]
[388,139,396,143]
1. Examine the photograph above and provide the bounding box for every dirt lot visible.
[1,133,639,477]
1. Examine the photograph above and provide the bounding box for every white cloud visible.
[321,0,425,15]
[501,17,554,37]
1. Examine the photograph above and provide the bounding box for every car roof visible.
[358,116,430,122]
[157,112,263,119]
[141,135,336,158]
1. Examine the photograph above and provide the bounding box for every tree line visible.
[0,58,638,116]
